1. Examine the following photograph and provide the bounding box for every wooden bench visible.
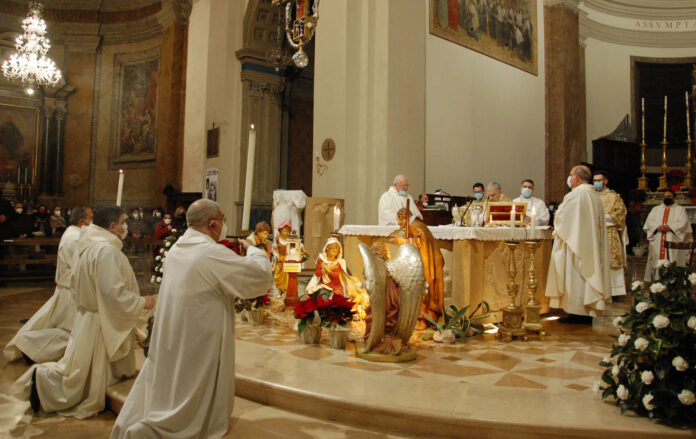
[0,237,61,284]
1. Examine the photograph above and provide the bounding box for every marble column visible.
[544,0,586,203]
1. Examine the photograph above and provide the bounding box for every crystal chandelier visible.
[1,2,62,95]
[271,0,319,68]
[265,6,290,72]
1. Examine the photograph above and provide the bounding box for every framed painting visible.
[207,126,219,158]
[429,0,538,75]
[0,103,39,184]
[109,47,160,168]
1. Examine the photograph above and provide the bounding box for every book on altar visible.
[484,202,527,226]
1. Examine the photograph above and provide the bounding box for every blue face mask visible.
[593,181,604,191]
[474,192,483,201]
[399,190,407,197]
[521,188,532,198]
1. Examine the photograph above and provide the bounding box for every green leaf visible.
[602,387,614,400]
[602,370,615,386]
[419,311,439,328]
[297,320,306,335]
[452,328,467,339]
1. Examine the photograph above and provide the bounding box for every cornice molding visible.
[580,13,696,48]
[581,0,696,21]
[544,0,580,13]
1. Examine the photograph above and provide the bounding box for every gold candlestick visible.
[637,141,649,191]
[687,139,694,190]
[657,139,669,191]
[498,241,527,342]
[523,240,546,336]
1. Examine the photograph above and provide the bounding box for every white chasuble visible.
[14,224,146,419]
[545,184,612,316]
[4,225,82,363]
[643,203,692,281]
[378,186,422,226]
[111,229,272,439]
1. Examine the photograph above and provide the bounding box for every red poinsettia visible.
[218,239,242,255]
[255,294,270,308]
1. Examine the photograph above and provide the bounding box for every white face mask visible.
[15,208,23,214]
[155,212,162,218]
[422,202,428,207]
[163,218,171,225]
[219,223,228,241]
[120,222,128,240]
[566,176,573,189]
[55,210,61,216]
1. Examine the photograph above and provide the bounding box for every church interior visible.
[1,0,696,437]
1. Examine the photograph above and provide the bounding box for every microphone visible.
[435,189,451,196]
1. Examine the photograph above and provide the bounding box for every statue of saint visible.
[305,237,369,319]
[394,207,445,329]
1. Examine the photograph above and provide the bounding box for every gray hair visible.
[186,199,221,227]
[69,206,91,226]
[487,182,502,191]
[573,165,592,183]
[393,174,407,185]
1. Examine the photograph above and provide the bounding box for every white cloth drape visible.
[272,190,307,236]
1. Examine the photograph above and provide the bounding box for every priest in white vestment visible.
[643,190,693,281]
[545,165,612,321]
[111,199,273,439]
[4,207,93,363]
[378,174,422,225]
[14,206,155,418]
[512,179,549,226]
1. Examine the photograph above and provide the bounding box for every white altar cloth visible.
[339,224,552,241]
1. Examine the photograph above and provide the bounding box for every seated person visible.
[126,208,146,238]
[10,202,35,238]
[247,221,272,259]
[305,237,369,319]
[32,204,50,236]
[512,179,549,226]
[154,213,176,239]
[50,206,67,236]
[486,182,510,202]
[464,182,487,226]
[416,193,429,211]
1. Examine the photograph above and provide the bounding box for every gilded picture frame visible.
[0,102,40,184]
[429,0,538,76]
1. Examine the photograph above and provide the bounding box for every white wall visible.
[585,40,696,158]
[425,0,547,201]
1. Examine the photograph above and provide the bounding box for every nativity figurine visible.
[272,220,307,306]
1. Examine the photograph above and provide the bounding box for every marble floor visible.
[2,285,695,438]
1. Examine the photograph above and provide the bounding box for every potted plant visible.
[421,301,492,343]
[596,261,696,424]
[234,294,271,325]
[293,296,322,344]
[316,293,355,349]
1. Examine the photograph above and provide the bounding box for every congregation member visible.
[49,206,67,236]
[486,182,510,202]
[32,205,50,236]
[378,174,422,226]
[512,179,549,226]
[545,165,611,324]
[0,199,12,241]
[111,199,272,439]
[172,206,187,230]
[4,207,93,363]
[154,213,176,239]
[593,170,628,295]
[464,182,487,226]
[10,202,35,238]
[16,205,155,418]
[146,207,164,235]
[126,207,146,238]
[643,189,692,281]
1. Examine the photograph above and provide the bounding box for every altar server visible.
[593,171,628,295]
[15,205,155,418]
[512,179,549,226]
[378,174,422,225]
[4,207,93,363]
[111,199,272,439]
[545,165,611,323]
[643,189,692,281]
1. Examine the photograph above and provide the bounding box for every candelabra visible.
[636,140,649,191]
[498,241,527,342]
[686,138,694,190]
[523,240,546,336]
[657,139,669,191]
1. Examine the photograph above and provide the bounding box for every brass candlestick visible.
[685,138,694,189]
[657,139,669,191]
[523,240,546,336]
[637,141,649,191]
[498,241,527,342]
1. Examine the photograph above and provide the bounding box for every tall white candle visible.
[663,95,668,141]
[641,97,645,144]
[333,205,341,232]
[242,124,256,231]
[686,91,691,141]
[510,204,516,239]
[116,169,124,206]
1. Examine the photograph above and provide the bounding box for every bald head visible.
[187,199,222,228]
[569,165,592,189]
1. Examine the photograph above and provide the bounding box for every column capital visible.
[157,0,193,28]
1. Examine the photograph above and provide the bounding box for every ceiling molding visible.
[544,0,580,12]
[580,13,696,48]
[581,0,696,20]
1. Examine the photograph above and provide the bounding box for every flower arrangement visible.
[234,294,271,313]
[218,239,242,255]
[151,229,183,288]
[597,261,696,424]
[293,293,356,335]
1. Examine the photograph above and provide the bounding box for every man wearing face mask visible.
[513,179,549,226]
[111,199,272,439]
[378,174,423,226]
[4,207,94,364]
[9,201,35,238]
[643,189,692,281]
[17,205,155,418]
[464,182,487,226]
[545,165,611,324]
[592,170,628,296]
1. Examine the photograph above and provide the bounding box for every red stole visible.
[659,207,671,260]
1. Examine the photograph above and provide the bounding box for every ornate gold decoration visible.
[686,138,694,190]
[658,139,669,191]
[637,139,649,191]
[498,241,527,342]
[523,240,546,336]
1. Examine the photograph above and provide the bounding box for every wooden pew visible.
[0,237,61,284]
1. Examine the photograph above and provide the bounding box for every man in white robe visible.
[4,207,93,363]
[378,174,422,225]
[14,205,155,418]
[512,179,549,226]
[644,190,693,281]
[545,165,612,323]
[111,199,272,439]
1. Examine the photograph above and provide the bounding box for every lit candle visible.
[641,97,645,144]
[116,169,124,206]
[242,124,256,231]
[530,206,537,239]
[510,204,516,239]
[663,95,668,141]
[333,205,341,232]
[687,91,691,141]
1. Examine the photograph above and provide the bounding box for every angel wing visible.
[358,243,386,351]
[386,243,426,343]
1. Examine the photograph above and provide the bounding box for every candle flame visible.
[119,169,123,174]
[531,207,536,215]
[250,123,255,130]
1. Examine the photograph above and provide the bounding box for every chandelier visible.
[1,2,62,95]
[271,0,319,68]
[265,6,290,72]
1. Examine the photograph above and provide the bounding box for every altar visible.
[339,225,554,320]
